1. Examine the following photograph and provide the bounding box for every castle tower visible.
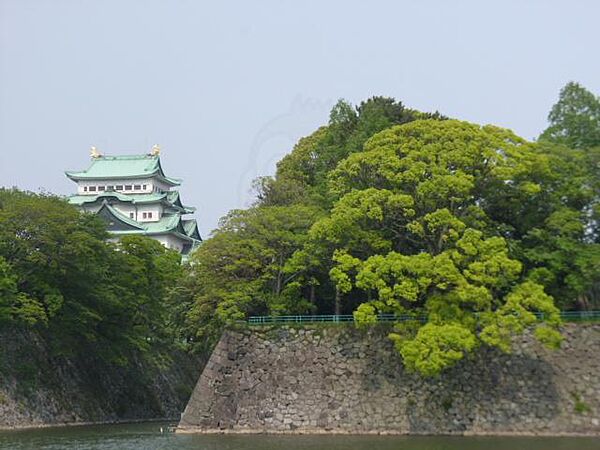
[66,147,201,256]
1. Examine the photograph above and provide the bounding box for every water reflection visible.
[0,422,598,450]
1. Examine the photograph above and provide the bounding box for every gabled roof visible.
[97,202,145,231]
[65,154,181,186]
[69,192,168,205]
[69,190,196,214]
[166,191,196,213]
[144,214,183,234]
[182,219,202,241]
[96,204,201,244]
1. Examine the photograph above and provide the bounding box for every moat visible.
[1,422,599,450]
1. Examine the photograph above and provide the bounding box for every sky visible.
[1,0,599,236]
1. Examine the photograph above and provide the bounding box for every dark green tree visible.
[259,97,445,209]
[540,81,600,150]
[0,189,185,364]
[183,205,322,350]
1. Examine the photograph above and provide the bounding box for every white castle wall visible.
[136,204,163,222]
[155,234,186,252]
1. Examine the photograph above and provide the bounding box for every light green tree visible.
[320,120,563,375]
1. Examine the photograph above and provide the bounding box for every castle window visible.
[134,185,141,190]
[116,185,123,191]
[147,212,152,219]
[98,186,105,191]
[130,213,134,219]
[83,186,88,192]
[89,186,96,192]
[125,185,132,191]
[107,185,114,191]
[142,212,148,219]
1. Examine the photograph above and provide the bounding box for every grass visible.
[571,392,592,414]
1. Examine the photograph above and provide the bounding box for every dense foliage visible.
[539,81,600,150]
[174,97,447,347]
[2,86,598,376]
[0,189,184,365]
[183,90,600,375]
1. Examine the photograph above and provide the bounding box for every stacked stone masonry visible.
[179,324,600,435]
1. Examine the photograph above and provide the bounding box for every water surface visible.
[1,422,599,450]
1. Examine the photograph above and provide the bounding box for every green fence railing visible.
[247,310,600,325]
[555,310,600,321]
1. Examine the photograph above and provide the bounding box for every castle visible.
[66,146,201,256]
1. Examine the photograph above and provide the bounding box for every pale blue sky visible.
[1,0,598,235]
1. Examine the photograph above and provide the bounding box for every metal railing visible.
[248,310,600,325]
[248,313,410,325]
[555,310,600,321]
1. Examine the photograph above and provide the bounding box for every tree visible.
[0,189,107,327]
[260,97,446,209]
[184,205,322,349]
[319,120,564,375]
[540,81,600,150]
[187,96,599,375]
[184,98,447,347]
[109,236,183,353]
[523,208,600,310]
[0,189,185,364]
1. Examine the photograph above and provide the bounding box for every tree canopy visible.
[5,89,598,377]
[320,120,565,374]
[185,93,600,375]
[0,189,184,364]
[539,81,600,150]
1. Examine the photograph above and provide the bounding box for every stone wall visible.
[0,327,204,429]
[178,323,600,435]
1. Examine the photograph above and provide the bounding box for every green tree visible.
[318,120,564,375]
[0,256,20,322]
[184,205,322,349]
[0,189,185,364]
[523,208,600,310]
[0,189,107,327]
[259,97,445,209]
[108,236,182,353]
[540,81,600,150]
[186,96,599,374]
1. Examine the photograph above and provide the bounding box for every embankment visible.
[0,327,204,429]
[179,323,600,435]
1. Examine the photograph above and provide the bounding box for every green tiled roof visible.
[98,202,200,242]
[68,191,196,213]
[66,154,181,186]
[69,192,168,205]
[100,203,145,230]
[67,153,201,257]
[144,214,182,234]
[182,219,202,240]
[166,191,196,213]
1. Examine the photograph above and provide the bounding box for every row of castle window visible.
[84,184,147,192]
[127,212,154,219]
[83,184,165,194]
